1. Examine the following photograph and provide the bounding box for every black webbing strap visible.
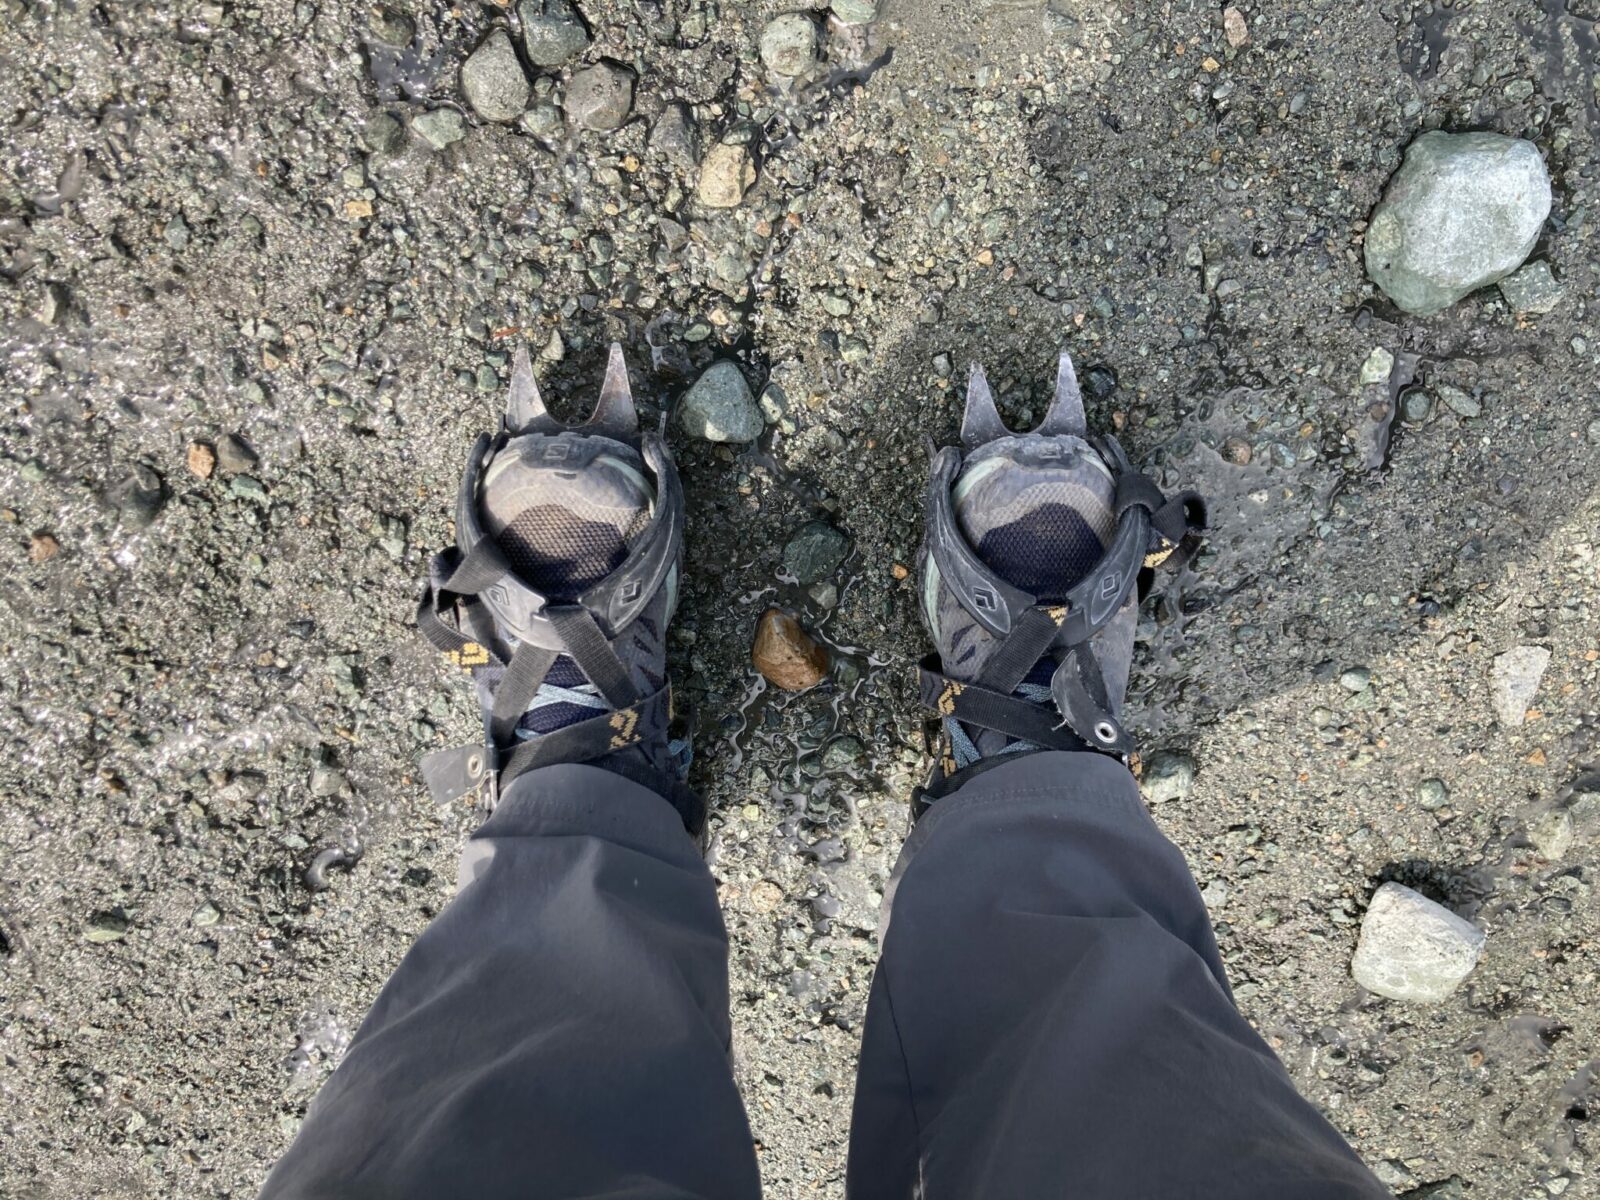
[919,658,1089,753]
[490,642,558,748]
[443,538,514,595]
[974,606,1064,694]
[498,680,671,786]
[546,605,637,709]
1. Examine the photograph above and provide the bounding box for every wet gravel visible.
[2,0,1599,1196]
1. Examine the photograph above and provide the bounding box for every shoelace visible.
[944,669,1056,770]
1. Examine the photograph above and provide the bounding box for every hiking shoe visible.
[914,352,1205,810]
[417,342,699,832]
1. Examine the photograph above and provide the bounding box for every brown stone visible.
[1223,6,1249,48]
[752,608,828,691]
[186,440,217,478]
[29,532,60,562]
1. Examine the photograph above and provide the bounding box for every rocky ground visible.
[2,0,1598,1195]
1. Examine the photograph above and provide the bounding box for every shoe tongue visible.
[481,433,654,601]
[953,436,1116,602]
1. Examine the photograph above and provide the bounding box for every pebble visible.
[649,103,699,167]
[186,440,216,478]
[413,108,467,150]
[29,532,59,562]
[831,0,877,25]
[368,7,414,47]
[108,465,166,527]
[1139,750,1197,803]
[1338,666,1371,693]
[1435,384,1481,418]
[1365,131,1552,315]
[520,103,563,141]
[697,142,756,208]
[782,520,851,584]
[215,433,257,474]
[1222,5,1249,47]
[1351,882,1485,1003]
[85,910,129,943]
[1415,777,1450,811]
[1400,389,1432,423]
[1490,644,1550,727]
[518,0,591,67]
[362,111,405,153]
[760,13,817,78]
[1498,260,1564,315]
[1528,809,1574,861]
[677,361,761,442]
[822,735,864,772]
[461,31,530,123]
[752,608,829,691]
[565,62,633,131]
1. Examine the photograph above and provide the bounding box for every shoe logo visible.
[972,586,996,611]
[619,580,642,603]
[608,708,640,748]
[1099,571,1121,600]
[448,641,490,670]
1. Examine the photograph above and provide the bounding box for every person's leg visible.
[847,750,1388,1200]
[260,763,761,1200]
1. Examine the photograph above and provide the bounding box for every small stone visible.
[85,910,130,943]
[310,765,347,797]
[108,465,166,528]
[368,7,414,47]
[1400,1180,1464,1200]
[1221,437,1251,465]
[1498,260,1564,315]
[565,62,633,131]
[518,0,591,67]
[192,901,221,927]
[822,735,864,772]
[782,520,851,584]
[461,31,530,123]
[1140,750,1197,803]
[1528,809,1574,861]
[215,433,257,474]
[362,111,405,153]
[697,143,756,209]
[1490,644,1551,726]
[519,103,563,141]
[1338,666,1371,693]
[1400,389,1432,423]
[1436,384,1481,418]
[1223,5,1249,47]
[1415,778,1450,811]
[831,0,876,25]
[413,108,467,150]
[760,13,817,78]
[1358,347,1394,387]
[677,361,761,442]
[230,474,269,502]
[186,440,216,478]
[753,609,829,691]
[1365,131,1552,315]
[750,879,784,912]
[649,103,699,167]
[28,532,59,562]
[1351,882,1485,1003]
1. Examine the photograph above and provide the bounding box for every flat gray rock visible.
[1490,644,1550,727]
[1140,751,1197,804]
[461,31,529,123]
[565,62,633,131]
[1351,882,1485,1003]
[1499,260,1564,314]
[518,0,590,67]
[1365,131,1551,316]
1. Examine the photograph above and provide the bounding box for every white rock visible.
[1491,644,1551,726]
[1351,882,1485,1003]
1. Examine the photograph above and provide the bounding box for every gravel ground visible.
[3,0,1599,1195]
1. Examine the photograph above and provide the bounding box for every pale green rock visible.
[1365,132,1551,316]
[1351,882,1485,1003]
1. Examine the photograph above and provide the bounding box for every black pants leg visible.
[259,763,761,1200]
[846,750,1389,1200]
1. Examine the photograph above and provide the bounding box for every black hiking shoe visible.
[913,351,1206,815]
[417,342,700,834]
